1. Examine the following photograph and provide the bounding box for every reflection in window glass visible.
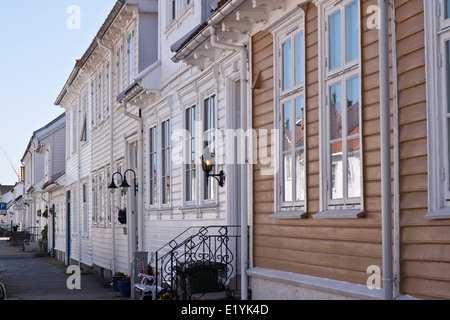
[330,82,343,141]
[149,127,157,205]
[162,120,170,204]
[296,150,305,201]
[331,145,343,200]
[283,101,292,152]
[346,1,358,63]
[295,32,304,85]
[282,39,292,90]
[346,76,360,136]
[329,10,342,70]
[185,106,196,202]
[347,138,361,198]
[446,0,450,19]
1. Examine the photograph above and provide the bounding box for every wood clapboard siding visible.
[395,0,450,299]
[251,2,382,288]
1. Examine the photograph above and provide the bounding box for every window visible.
[162,119,171,204]
[107,62,111,114]
[72,105,78,151]
[425,1,450,218]
[118,46,123,93]
[92,175,98,224]
[92,80,97,127]
[185,105,197,202]
[322,0,362,210]
[129,31,135,85]
[328,75,361,203]
[281,97,306,205]
[204,95,216,201]
[99,72,104,122]
[149,126,157,205]
[171,0,177,21]
[82,183,88,234]
[81,93,88,142]
[273,10,306,213]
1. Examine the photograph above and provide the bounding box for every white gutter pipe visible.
[68,88,83,269]
[378,0,394,300]
[390,0,400,299]
[209,25,249,300]
[97,38,117,274]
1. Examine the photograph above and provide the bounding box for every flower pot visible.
[117,279,131,297]
[112,275,124,291]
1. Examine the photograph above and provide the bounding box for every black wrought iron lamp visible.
[201,147,225,188]
[108,169,138,196]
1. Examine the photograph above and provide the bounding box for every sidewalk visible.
[0,239,129,300]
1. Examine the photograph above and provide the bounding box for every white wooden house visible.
[53,0,249,297]
[21,113,66,250]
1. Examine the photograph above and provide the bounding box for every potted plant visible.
[112,272,125,291]
[117,276,131,297]
[117,207,127,225]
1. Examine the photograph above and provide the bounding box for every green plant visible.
[38,225,48,252]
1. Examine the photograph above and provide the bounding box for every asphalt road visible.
[0,239,129,300]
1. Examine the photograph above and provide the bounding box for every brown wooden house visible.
[247,0,450,300]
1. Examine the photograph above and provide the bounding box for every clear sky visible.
[0,0,117,185]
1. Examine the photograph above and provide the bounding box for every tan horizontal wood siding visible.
[251,2,382,288]
[395,0,450,300]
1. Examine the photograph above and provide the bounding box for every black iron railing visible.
[152,225,243,300]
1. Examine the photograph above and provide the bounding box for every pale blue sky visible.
[0,0,117,185]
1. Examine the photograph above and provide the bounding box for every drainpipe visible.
[209,25,249,300]
[378,0,394,300]
[390,0,400,299]
[122,104,144,254]
[69,88,83,269]
[97,38,117,273]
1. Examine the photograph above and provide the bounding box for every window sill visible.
[312,209,365,219]
[425,207,450,220]
[179,203,219,212]
[269,210,308,220]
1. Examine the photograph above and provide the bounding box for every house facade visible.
[20,113,66,249]
[45,0,450,300]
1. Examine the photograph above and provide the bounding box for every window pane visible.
[330,82,343,140]
[446,0,450,19]
[331,142,343,200]
[295,150,305,202]
[295,97,305,148]
[283,154,293,202]
[282,39,292,90]
[283,101,292,152]
[150,127,157,205]
[345,1,358,63]
[295,33,304,85]
[346,76,360,136]
[347,138,361,198]
[329,10,342,70]
[447,41,450,113]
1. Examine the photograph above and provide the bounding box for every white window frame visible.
[425,0,450,219]
[203,92,218,202]
[161,118,171,205]
[318,0,363,214]
[91,79,97,127]
[99,71,104,122]
[149,125,158,206]
[128,30,135,86]
[117,45,124,93]
[270,9,307,218]
[184,104,198,204]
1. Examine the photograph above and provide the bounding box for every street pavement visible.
[0,239,129,300]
